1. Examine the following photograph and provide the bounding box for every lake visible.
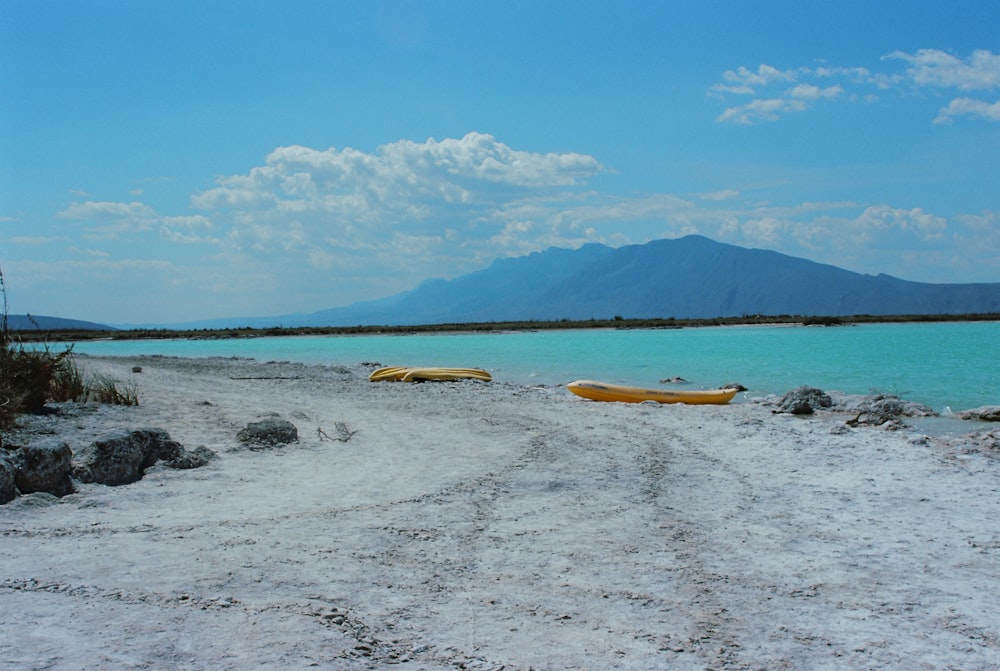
[66,321,1000,415]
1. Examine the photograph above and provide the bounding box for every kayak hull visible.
[567,380,739,405]
[369,366,493,382]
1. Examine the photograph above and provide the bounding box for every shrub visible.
[86,373,140,406]
[1,266,131,430]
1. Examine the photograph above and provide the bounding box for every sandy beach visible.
[2,354,999,670]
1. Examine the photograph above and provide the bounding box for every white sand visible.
[2,355,999,670]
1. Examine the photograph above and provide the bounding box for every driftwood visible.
[317,422,359,443]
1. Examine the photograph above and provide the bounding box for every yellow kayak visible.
[369,366,493,382]
[567,380,739,405]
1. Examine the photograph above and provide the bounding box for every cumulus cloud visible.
[57,201,159,237]
[713,64,797,93]
[714,48,1000,124]
[716,98,808,124]
[6,235,57,246]
[788,83,843,101]
[934,97,1000,124]
[694,189,740,201]
[888,49,1000,91]
[40,133,615,317]
[58,200,215,244]
[189,132,605,266]
[853,205,947,241]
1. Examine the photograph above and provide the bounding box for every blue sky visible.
[1,0,998,325]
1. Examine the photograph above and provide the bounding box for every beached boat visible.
[369,366,493,382]
[567,380,739,405]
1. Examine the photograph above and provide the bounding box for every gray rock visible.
[950,428,1000,453]
[957,406,1000,422]
[839,393,936,427]
[14,439,75,497]
[835,393,936,418]
[0,451,17,503]
[73,431,148,486]
[165,445,217,469]
[72,427,208,485]
[773,387,833,415]
[237,419,298,448]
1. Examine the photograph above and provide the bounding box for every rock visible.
[0,451,18,503]
[721,382,748,392]
[958,406,1000,422]
[73,431,148,486]
[73,427,206,485]
[237,419,298,448]
[839,393,936,427]
[14,439,75,497]
[949,428,1000,454]
[772,387,833,415]
[839,393,936,417]
[130,428,178,470]
[165,445,217,469]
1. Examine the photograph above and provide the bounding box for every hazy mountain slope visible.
[303,235,999,325]
[533,236,1000,318]
[299,242,615,326]
[111,236,1000,329]
[5,315,116,331]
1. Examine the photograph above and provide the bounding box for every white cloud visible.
[788,83,843,101]
[889,49,1000,91]
[934,97,1000,124]
[694,189,740,201]
[58,201,218,245]
[56,201,159,237]
[714,49,1000,124]
[716,98,808,124]
[718,64,797,91]
[741,216,786,244]
[5,235,57,246]
[854,205,947,241]
[188,133,606,268]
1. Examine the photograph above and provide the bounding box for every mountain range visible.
[292,235,1000,327]
[10,235,1000,330]
[5,314,116,332]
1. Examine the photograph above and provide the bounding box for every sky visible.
[1,0,998,325]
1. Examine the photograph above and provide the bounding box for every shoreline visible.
[14,313,1000,343]
[3,355,999,669]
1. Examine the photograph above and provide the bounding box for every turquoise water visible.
[65,321,999,413]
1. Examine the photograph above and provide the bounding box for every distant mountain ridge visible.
[38,235,1000,330]
[5,315,115,332]
[294,235,1000,326]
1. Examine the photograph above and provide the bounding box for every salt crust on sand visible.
[2,355,999,670]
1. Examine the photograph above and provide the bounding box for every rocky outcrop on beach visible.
[769,386,833,415]
[236,418,299,448]
[765,387,937,427]
[0,451,18,504]
[834,392,937,428]
[73,428,215,486]
[957,406,1000,422]
[1,427,216,503]
[11,439,75,497]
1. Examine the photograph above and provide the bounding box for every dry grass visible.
[1,266,138,431]
[85,373,140,406]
